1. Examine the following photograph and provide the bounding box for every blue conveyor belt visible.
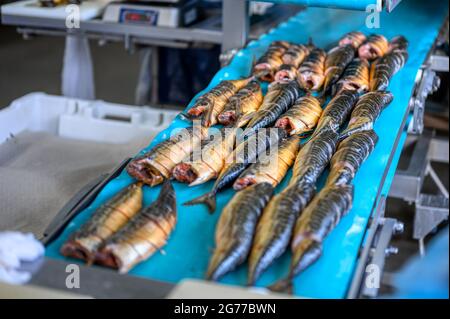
[46,0,448,298]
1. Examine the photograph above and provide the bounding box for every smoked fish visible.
[95,180,176,274]
[340,91,393,140]
[60,183,143,263]
[206,183,274,281]
[358,34,389,61]
[298,48,326,91]
[217,80,263,127]
[233,135,301,190]
[244,81,303,137]
[275,94,323,136]
[127,126,208,186]
[322,44,355,95]
[172,127,238,186]
[184,128,286,213]
[333,58,370,94]
[253,41,290,82]
[184,78,251,125]
[339,31,367,49]
[310,90,359,139]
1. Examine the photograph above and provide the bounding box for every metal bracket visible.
[408,68,441,135]
[389,130,449,254]
[347,197,404,298]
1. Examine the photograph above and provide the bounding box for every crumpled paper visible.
[0,231,45,285]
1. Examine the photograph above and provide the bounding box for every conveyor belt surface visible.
[46,0,448,298]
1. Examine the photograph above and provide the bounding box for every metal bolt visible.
[385,246,399,256]
[393,222,404,235]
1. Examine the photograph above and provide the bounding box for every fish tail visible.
[183,192,217,213]
[205,247,233,281]
[267,277,293,295]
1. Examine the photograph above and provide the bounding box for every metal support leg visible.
[220,0,249,66]
[62,34,95,100]
[135,47,153,106]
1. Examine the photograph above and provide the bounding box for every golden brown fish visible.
[60,182,143,263]
[333,58,370,94]
[201,78,253,127]
[127,126,208,186]
[297,48,326,91]
[172,127,238,186]
[275,94,323,136]
[184,78,251,125]
[358,34,389,61]
[275,44,311,82]
[322,44,355,95]
[339,31,367,49]
[253,41,290,82]
[95,180,176,274]
[233,135,300,190]
[206,183,274,281]
[217,80,263,127]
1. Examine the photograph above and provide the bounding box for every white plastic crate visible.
[0,92,179,144]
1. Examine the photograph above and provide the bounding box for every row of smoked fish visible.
[60,31,408,284]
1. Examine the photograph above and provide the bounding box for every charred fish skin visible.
[339,31,367,49]
[218,80,263,127]
[333,58,370,95]
[311,90,359,140]
[298,48,327,91]
[172,127,238,186]
[184,128,286,213]
[289,184,354,277]
[206,183,274,281]
[291,130,339,186]
[248,184,315,285]
[244,81,303,137]
[327,130,378,186]
[95,181,176,274]
[126,127,207,186]
[322,44,355,95]
[358,34,389,61]
[201,78,253,127]
[60,182,143,263]
[275,95,323,136]
[253,41,290,82]
[233,135,301,190]
[369,49,408,92]
[340,91,393,140]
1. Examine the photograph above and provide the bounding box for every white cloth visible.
[0,231,44,285]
